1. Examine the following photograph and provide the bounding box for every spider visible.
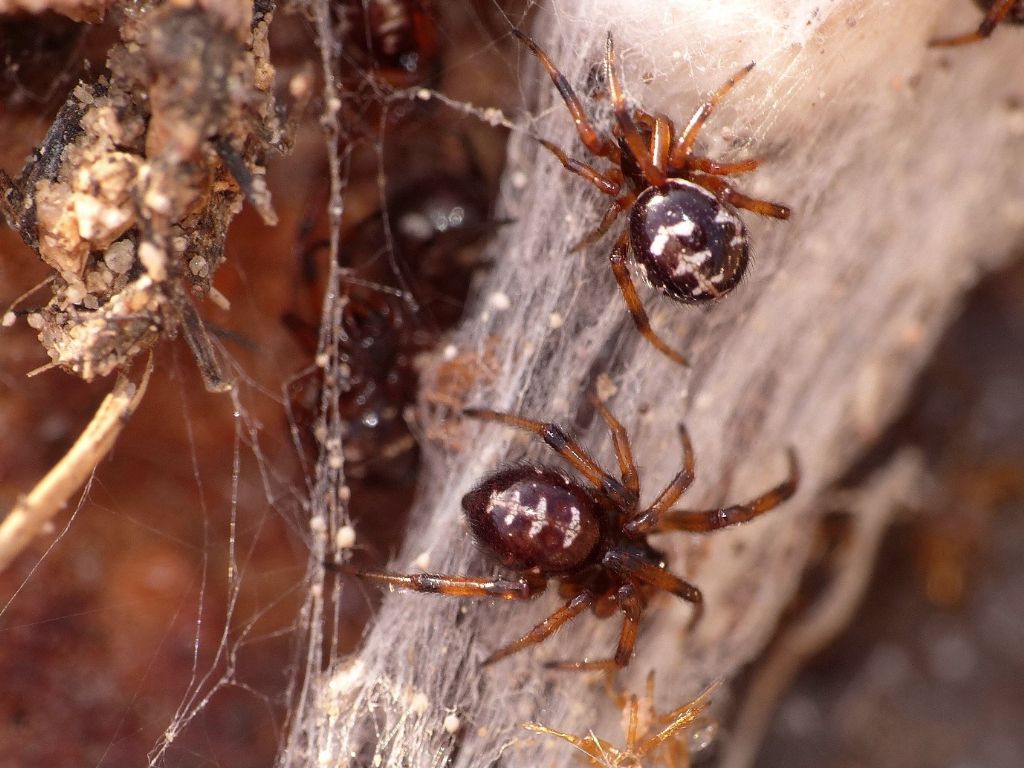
[339,0,440,90]
[930,0,1023,47]
[526,673,719,767]
[330,393,799,670]
[284,138,494,481]
[514,29,791,366]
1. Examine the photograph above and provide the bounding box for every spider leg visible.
[570,195,632,253]
[608,229,690,366]
[652,114,672,172]
[635,110,674,173]
[930,0,1016,46]
[691,172,791,220]
[589,391,640,500]
[603,550,703,604]
[645,668,656,710]
[657,683,716,728]
[327,563,547,599]
[547,582,643,670]
[636,684,716,758]
[626,693,641,753]
[656,448,799,533]
[684,155,760,176]
[538,139,621,196]
[462,407,632,506]
[671,62,755,166]
[633,109,657,130]
[512,28,618,159]
[484,590,594,665]
[523,722,618,762]
[606,33,669,188]
[624,424,695,535]
[592,587,620,618]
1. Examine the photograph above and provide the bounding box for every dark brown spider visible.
[283,139,494,481]
[338,0,440,89]
[930,0,1023,47]
[330,394,799,670]
[515,29,791,366]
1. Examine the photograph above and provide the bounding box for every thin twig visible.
[0,354,153,572]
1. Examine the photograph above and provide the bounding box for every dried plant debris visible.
[525,675,720,767]
[1,0,284,390]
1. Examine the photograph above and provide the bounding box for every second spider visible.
[516,29,791,365]
[331,394,798,670]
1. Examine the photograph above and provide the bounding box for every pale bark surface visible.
[289,1,1024,765]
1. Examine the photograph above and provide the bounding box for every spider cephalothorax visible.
[332,394,799,670]
[515,29,791,365]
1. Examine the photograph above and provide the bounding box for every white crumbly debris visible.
[443,714,461,735]
[410,692,430,715]
[414,550,431,570]
[188,256,209,277]
[289,71,313,100]
[207,287,231,311]
[328,660,366,694]
[488,292,512,311]
[596,373,618,402]
[64,283,85,304]
[104,239,135,273]
[335,525,356,550]
[137,241,166,282]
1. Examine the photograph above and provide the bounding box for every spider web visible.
[116,2,526,765]
[0,1,527,765]
[283,0,1024,766]
[2,0,1021,767]
[284,1,834,766]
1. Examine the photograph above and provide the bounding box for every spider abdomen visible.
[462,466,602,573]
[629,179,748,304]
